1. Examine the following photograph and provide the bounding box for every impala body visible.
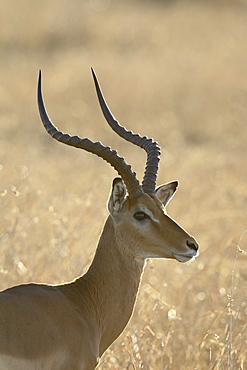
[0,70,199,370]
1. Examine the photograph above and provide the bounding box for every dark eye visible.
[133,212,150,221]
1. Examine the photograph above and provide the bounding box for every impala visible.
[0,69,199,369]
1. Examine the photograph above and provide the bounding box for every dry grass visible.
[0,0,247,368]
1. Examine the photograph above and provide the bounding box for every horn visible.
[37,70,143,199]
[91,68,160,194]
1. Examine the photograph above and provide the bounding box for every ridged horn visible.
[91,68,161,194]
[37,70,143,199]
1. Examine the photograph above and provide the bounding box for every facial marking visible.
[138,207,160,223]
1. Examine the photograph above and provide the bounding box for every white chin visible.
[175,252,198,263]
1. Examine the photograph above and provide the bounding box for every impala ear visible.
[108,178,127,214]
[155,181,178,206]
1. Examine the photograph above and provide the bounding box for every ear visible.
[155,181,178,206]
[108,178,127,214]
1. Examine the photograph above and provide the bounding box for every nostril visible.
[186,240,199,252]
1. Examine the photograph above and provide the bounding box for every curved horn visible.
[91,68,161,194]
[37,70,143,199]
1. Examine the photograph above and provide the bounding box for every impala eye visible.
[133,212,150,221]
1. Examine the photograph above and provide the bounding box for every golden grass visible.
[0,0,247,368]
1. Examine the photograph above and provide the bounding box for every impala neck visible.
[77,216,145,356]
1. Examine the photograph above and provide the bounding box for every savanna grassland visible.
[0,0,247,368]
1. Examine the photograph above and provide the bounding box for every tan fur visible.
[0,181,198,369]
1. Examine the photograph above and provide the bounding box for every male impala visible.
[0,69,199,369]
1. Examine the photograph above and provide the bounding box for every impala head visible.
[108,178,198,263]
[37,68,199,263]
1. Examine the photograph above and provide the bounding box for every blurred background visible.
[0,0,247,368]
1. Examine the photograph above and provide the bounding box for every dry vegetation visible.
[0,0,247,368]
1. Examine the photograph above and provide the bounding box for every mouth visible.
[173,250,199,263]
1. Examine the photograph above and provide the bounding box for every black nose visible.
[186,240,199,252]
